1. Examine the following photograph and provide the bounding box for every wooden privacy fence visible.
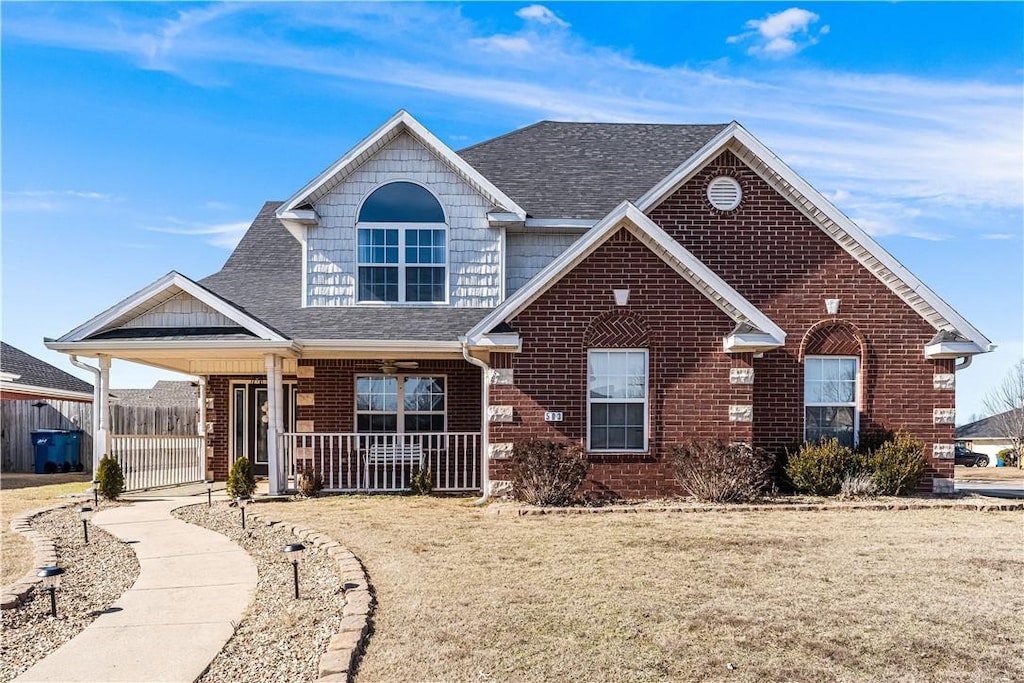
[110,435,206,491]
[1,400,198,473]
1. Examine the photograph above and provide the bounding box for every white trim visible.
[354,373,448,434]
[277,110,526,219]
[637,122,992,354]
[0,381,93,402]
[465,201,785,349]
[46,340,299,354]
[354,209,450,304]
[924,340,988,359]
[803,355,860,447]
[524,218,597,230]
[55,271,288,344]
[586,348,649,453]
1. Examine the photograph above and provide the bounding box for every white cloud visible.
[145,220,250,249]
[980,233,1017,240]
[470,35,533,54]
[515,5,570,28]
[728,8,829,58]
[2,189,119,212]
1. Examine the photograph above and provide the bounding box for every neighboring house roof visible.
[956,410,1022,440]
[111,380,199,408]
[0,342,93,400]
[457,121,727,220]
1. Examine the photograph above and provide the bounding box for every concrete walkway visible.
[16,494,257,683]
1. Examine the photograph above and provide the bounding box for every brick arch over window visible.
[800,319,867,361]
[583,312,650,348]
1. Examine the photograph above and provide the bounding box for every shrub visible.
[997,448,1019,467]
[669,439,775,503]
[227,457,256,499]
[785,438,858,495]
[510,439,589,506]
[865,430,925,496]
[96,454,124,501]
[409,467,433,496]
[839,471,876,498]
[297,466,324,498]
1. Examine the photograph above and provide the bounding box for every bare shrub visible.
[297,466,324,498]
[509,440,589,506]
[670,439,775,503]
[839,472,876,498]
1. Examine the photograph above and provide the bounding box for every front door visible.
[232,383,296,476]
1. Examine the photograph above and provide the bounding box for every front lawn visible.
[259,496,1023,682]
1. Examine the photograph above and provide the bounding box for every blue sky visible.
[2,2,1021,423]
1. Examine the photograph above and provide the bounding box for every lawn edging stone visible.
[2,499,82,610]
[487,497,1024,517]
[246,508,375,683]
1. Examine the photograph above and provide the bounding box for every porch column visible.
[264,354,283,495]
[96,354,112,472]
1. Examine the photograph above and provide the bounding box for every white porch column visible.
[96,355,112,472]
[264,354,283,495]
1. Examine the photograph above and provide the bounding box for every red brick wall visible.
[648,150,955,488]
[205,375,231,481]
[490,228,755,499]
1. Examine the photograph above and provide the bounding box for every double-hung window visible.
[355,376,446,433]
[587,349,648,451]
[357,182,446,303]
[804,356,858,447]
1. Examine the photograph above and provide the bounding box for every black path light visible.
[283,543,305,599]
[206,480,213,508]
[90,479,99,506]
[37,566,65,618]
[236,496,250,529]
[79,506,94,544]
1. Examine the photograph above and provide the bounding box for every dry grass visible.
[955,465,1024,483]
[258,496,1024,683]
[1,473,91,585]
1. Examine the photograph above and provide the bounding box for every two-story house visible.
[47,111,992,498]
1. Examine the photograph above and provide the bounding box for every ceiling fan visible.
[379,360,419,375]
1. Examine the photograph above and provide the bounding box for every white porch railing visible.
[110,435,206,491]
[281,432,481,493]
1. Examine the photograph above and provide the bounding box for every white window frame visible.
[586,349,649,453]
[803,355,860,447]
[354,374,448,433]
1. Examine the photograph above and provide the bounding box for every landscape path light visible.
[282,543,305,599]
[79,506,94,543]
[37,566,65,618]
[235,496,250,529]
[206,480,213,508]
[90,479,99,506]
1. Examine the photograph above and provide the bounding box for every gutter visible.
[461,340,492,506]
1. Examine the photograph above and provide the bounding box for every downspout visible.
[954,356,973,372]
[69,355,102,475]
[461,340,491,506]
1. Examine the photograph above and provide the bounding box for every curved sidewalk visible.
[16,495,257,683]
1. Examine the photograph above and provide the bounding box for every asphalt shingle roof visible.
[1,342,93,394]
[956,410,1021,439]
[457,121,728,219]
[111,381,199,408]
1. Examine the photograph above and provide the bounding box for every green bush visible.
[864,430,925,496]
[670,439,775,503]
[510,439,589,506]
[785,438,858,495]
[96,454,125,501]
[409,467,433,496]
[227,457,256,499]
[997,448,1019,467]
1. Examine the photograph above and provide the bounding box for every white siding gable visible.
[122,292,235,328]
[307,132,501,307]
[506,232,581,294]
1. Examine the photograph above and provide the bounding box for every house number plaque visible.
[544,411,564,422]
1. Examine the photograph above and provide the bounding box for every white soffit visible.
[277,110,526,219]
[636,123,993,353]
[55,271,287,343]
[466,201,784,346]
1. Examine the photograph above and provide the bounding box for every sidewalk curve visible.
[15,496,257,683]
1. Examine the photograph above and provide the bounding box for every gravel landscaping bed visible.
[175,502,345,682]
[0,505,139,682]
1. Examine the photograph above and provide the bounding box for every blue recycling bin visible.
[31,430,83,474]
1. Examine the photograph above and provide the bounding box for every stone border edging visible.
[2,499,82,609]
[487,497,1024,517]
[246,508,374,683]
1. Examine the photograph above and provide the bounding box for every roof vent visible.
[707,176,742,211]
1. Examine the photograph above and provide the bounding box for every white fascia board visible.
[277,209,318,243]
[55,272,288,343]
[524,219,597,230]
[637,122,992,353]
[466,200,784,345]
[46,340,300,354]
[723,333,785,354]
[472,333,522,352]
[487,212,523,227]
[0,381,94,401]
[278,110,526,219]
[924,341,989,359]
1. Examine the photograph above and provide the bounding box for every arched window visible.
[356,182,447,303]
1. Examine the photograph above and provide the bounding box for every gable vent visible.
[707,176,742,211]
